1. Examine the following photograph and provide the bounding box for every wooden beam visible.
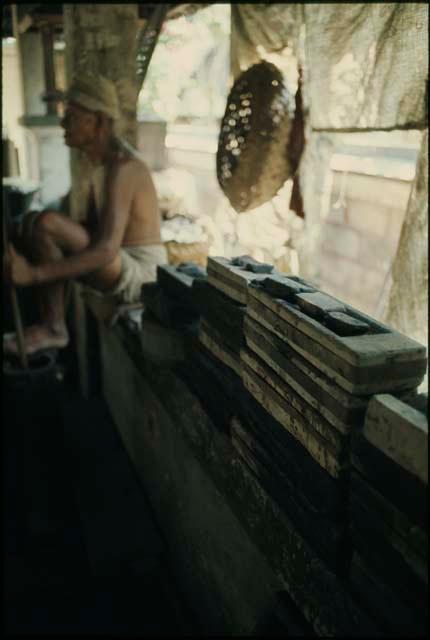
[32,13,64,27]
[41,22,57,115]
[17,13,34,34]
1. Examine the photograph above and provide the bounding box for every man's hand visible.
[3,243,36,287]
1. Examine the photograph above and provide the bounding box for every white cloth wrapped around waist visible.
[87,243,168,304]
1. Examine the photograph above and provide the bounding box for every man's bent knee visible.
[79,252,122,292]
[31,210,90,255]
[33,210,63,237]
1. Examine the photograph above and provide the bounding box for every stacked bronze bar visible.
[181,256,275,433]
[195,256,275,377]
[139,263,206,363]
[236,273,427,574]
[142,263,206,329]
[349,393,428,635]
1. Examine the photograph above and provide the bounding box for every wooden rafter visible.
[2,3,211,39]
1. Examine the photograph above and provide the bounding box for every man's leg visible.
[4,211,91,355]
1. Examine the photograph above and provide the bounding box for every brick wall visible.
[319,170,412,317]
[162,129,418,324]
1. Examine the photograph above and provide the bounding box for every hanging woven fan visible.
[216,60,294,213]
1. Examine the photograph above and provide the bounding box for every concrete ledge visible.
[363,394,428,484]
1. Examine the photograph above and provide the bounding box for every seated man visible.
[4,74,167,356]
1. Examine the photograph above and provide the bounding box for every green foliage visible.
[137,4,230,123]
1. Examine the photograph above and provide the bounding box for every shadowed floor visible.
[3,364,197,635]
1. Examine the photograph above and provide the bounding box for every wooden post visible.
[41,22,57,115]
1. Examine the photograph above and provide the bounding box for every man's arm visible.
[27,162,135,286]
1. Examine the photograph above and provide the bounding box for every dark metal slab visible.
[351,433,428,529]
[241,357,348,479]
[156,263,206,310]
[243,314,368,431]
[350,470,427,561]
[349,491,427,584]
[349,551,426,636]
[199,318,242,376]
[350,525,427,615]
[192,278,246,332]
[231,418,350,575]
[261,274,315,299]
[233,390,347,518]
[141,282,199,328]
[247,289,426,394]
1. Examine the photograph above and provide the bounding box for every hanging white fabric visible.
[231,3,428,132]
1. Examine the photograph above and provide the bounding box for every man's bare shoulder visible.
[115,157,153,184]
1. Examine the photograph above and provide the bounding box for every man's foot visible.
[3,324,68,356]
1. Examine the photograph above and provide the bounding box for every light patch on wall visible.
[165,132,218,154]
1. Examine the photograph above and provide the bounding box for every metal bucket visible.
[3,350,63,393]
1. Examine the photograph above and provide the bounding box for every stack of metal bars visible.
[138,263,205,363]
[143,263,206,329]
[179,255,275,435]
[233,272,427,575]
[197,255,276,377]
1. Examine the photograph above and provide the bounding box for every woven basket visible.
[165,240,209,268]
[217,61,294,213]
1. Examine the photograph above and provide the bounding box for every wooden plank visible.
[73,283,90,399]
[207,256,276,290]
[199,317,242,355]
[241,347,347,453]
[349,492,427,583]
[248,282,427,372]
[260,274,315,298]
[363,394,428,484]
[156,264,205,310]
[191,343,243,393]
[177,346,242,435]
[199,320,242,377]
[296,291,346,318]
[350,471,427,560]
[351,525,427,613]
[192,278,246,331]
[351,434,428,529]
[233,395,346,518]
[349,551,426,636]
[17,14,34,34]
[241,361,347,479]
[247,294,425,395]
[207,269,247,304]
[139,313,196,364]
[232,418,334,519]
[206,256,280,304]
[231,419,348,574]
[248,298,355,390]
[141,282,199,328]
[202,313,243,353]
[193,284,245,351]
[230,255,274,273]
[325,311,370,337]
[244,315,368,432]
[101,324,378,637]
